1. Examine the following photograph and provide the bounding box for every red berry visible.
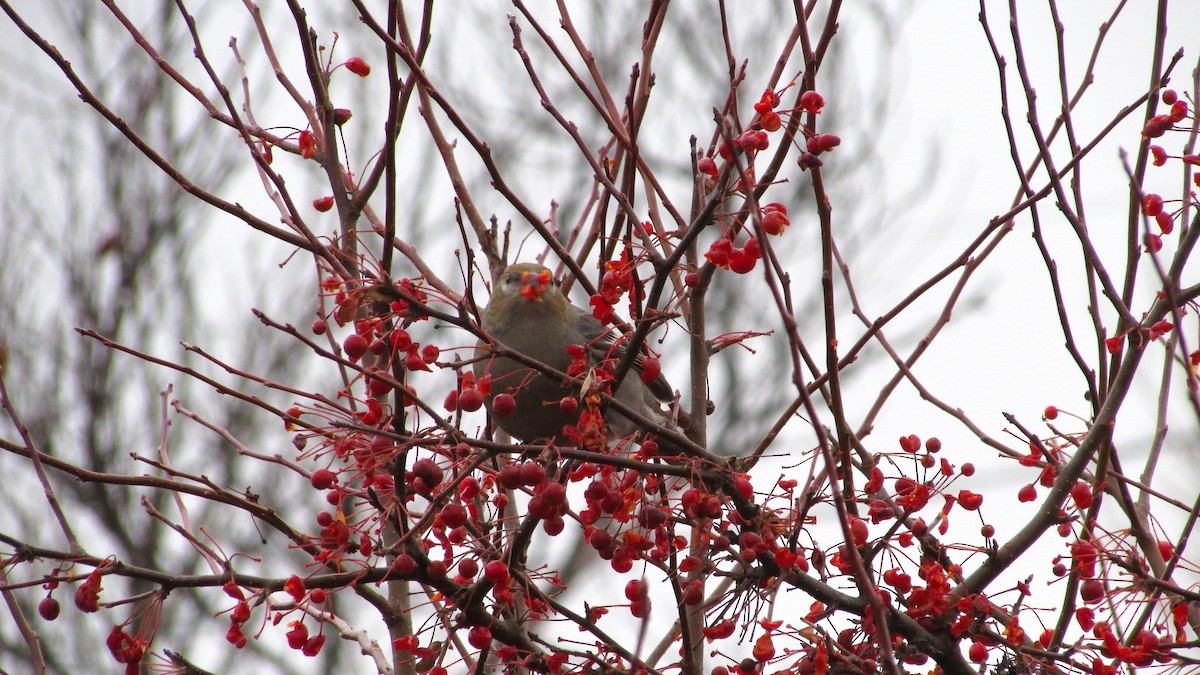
[1018,484,1037,502]
[312,196,334,212]
[729,248,757,274]
[333,108,353,125]
[421,344,440,364]
[797,152,822,169]
[38,597,59,621]
[1044,405,1058,420]
[807,133,840,154]
[698,156,718,178]
[467,625,492,650]
[392,554,416,576]
[302,634,325,657]
[762,210,789,235]
[344,57,371,77]
[705,238,733,268]
[286,622,309,649]
[457,558,479,579]
[1070,481,1093,509]
[957,490,983,511]
[1143,114,1173,138]
[743,236,761,260]
[298,130,316,159]
[1145,233,1162,253]
[639,357,661,385]
[753,89,779,114]
[1169,100,1188,122]
[732,475,754,500]
[849,517,869,545]
[410,458,442,494]
[311,319,327,335]
[343,334,369,360]
[442,502,468,529]
[543,515,565,535]
[638,505,667,529]
[73,580,100,613]
[1039,464,1057,487]
[362,374,389,397]
[491,393,516,417]
[1156,211,1174,234]
[1143,193,1164,217]
[310,468,336,490]
[517,461,546,487]
[484,560,509,584]
[497,464,522,490]
[1162,89,1178,105]
[1080,578,1105,603]
[799,90,825,113]
[458,388,484,412]
[624,579,646,601]
[227,624,248,649]
[1072,539,1098,577]
[390,329,412,352]
[458,477,480,502]
[229,600,251,626]
[588,528,614,552]
[640,437,659,456]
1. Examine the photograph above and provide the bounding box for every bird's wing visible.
[570,304,674,402]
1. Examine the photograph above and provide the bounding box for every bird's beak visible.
[519,269,552,301]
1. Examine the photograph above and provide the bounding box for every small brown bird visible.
[474,263,673,443]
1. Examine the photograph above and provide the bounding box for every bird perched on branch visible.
[474,262,675,445]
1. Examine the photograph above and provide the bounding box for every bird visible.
[474,262,674,444]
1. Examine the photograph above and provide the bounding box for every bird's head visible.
[486,263,570,326]
[497,263,557,302]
